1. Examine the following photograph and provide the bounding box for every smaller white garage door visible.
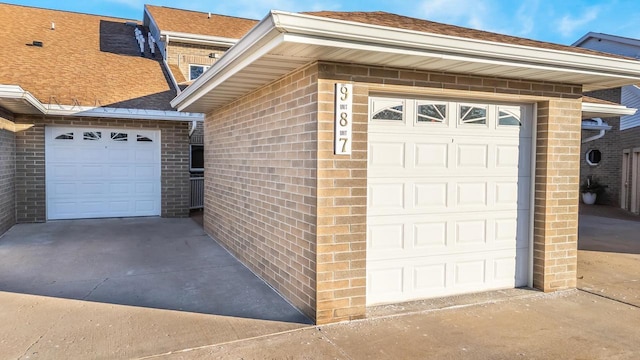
[45,127,161,220]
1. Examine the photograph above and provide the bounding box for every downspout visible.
[581,118,612,144]
[189,120,197,136]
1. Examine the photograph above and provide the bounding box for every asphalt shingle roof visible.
[0,3,175,110]
[145,5,258,39]
[304,11,631,60]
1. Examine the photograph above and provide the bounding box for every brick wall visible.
[0,109,16,236]
[204,64,319,320]
[167,42,226,81]
[581,88,622,206]
[202,59,582,324]
[13,116,190,222]
[314,62,582,323]
[533,99,582,291]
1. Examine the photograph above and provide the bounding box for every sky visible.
[4,0,640,45]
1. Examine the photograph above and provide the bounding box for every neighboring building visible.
[0,3,203,233]
[574,33,640,212]
[173,11,640,324]
[143,5,259,176]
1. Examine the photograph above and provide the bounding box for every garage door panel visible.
[456,144,489,168]
[414,221,447,248]
[369,142,405,168]
[368,212,528,261]
[368,249,526,304]
[367,98,532,305]
[46,127,161,220]
[415,143,449,168]
[369,183,405,210]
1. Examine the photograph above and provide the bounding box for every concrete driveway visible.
[0,217,310,324]
[3,209,640,359]
[578,205,640,307]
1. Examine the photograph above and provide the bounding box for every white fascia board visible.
[0,85,47,113]
[0,85,203,121]
[160,31,238,47]
[582,102,637,117]
[46,106,204,121]
[172,12,281,111]
[270,11,640,80]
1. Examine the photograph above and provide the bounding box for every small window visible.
[498,107,522,126]
[83,131,102,141]
[189,64,211,81]
[417,103,447,123]
[137,135,153,142]
[111,132,128,141]
[55,132,73,140]
[190,145,204,172]
[460,105,487,125]
[586,149,602,166]
[371,99,404,121]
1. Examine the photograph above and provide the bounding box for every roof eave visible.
[0,85,204,121]
[173,11,640,113]
[582,101,637,119]
[161,30,239,48]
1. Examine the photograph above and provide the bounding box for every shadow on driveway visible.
[0,218,311,324]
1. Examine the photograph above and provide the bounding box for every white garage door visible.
[45,127,161,220]
[367,97,532,305]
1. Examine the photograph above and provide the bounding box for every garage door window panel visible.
[498,106,522,127]
[459,104,488,126]
[55,132,74,140]
[416,102,447,124]
[371,99,405,122]
[83,131,102,141]
[111,132,128,141]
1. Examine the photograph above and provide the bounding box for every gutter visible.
[0,85,203,122]
[159,31,238,48]
[581,101,637,117]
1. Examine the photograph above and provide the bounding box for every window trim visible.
[190,144,204,172]
[189,64,211,81]
[586,149,602,166]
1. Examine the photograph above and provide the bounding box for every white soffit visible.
[173,11,640,114]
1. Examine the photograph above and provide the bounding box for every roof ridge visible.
[144,4,258,22]
[0,2,139,22]
[301,10,633,61]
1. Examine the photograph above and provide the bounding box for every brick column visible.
[315,79,368,324]
[533,99,582,291]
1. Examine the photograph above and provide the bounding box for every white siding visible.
[622,86,640,130]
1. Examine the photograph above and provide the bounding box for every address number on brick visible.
[334,83,353,155]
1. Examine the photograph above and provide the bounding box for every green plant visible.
[580,177,606,194]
